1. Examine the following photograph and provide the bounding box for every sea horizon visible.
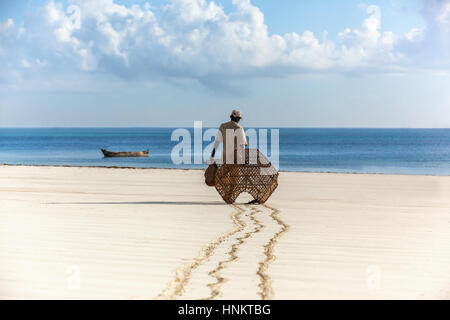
[1,126,450,129]
[1,127,449,175]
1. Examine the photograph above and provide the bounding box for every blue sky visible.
[1,0,449,127]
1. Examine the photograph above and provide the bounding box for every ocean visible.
[0,128,449,175]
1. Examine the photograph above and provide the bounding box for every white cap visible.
[231,109,242,118]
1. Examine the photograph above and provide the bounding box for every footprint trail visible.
[156,205,244,299]
[205,205,264,300]
[256,204,290,300]
[156,202,289,300]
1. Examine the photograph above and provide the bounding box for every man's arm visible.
[211,128,223,157]
[239,127,248,147]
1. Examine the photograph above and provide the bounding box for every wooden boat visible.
[101,149,149,158]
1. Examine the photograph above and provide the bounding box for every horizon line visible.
[0,126,449,129]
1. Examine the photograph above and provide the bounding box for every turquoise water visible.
[0,128,449,175]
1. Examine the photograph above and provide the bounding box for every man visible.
[211,110,258,203]
[211,109,248,164]
[211,110,264,205]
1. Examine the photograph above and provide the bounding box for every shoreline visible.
[1,163,449,177]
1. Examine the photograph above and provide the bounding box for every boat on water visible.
[101,149,149,158]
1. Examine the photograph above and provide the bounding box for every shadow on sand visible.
[47,201,229,206]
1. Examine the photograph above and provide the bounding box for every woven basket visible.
[214,149,278,204]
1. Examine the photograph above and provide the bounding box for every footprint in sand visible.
[156,205,245,300]
[156,203,289,300]
[256,204,290,300]
[205,205,264,300]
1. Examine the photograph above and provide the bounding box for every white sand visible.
[0,165,449,299]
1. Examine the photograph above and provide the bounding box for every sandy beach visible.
[0,165,449,299]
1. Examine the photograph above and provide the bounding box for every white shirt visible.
[213,121,248,163]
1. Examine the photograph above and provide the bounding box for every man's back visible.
[219,120,243,148]
[211,110,247,164]
[218,121,247,164]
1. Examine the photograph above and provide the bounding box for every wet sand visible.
[0,165,449,299]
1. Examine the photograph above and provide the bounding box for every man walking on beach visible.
[211,109,248,164]
[210,109,251,203]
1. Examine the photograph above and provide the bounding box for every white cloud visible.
[0,18,14,31]
[0,0,443,90]
[432,0,450,25]
[421,0,450,29]
[396,0,450,70]
[21,59,31,68]
[405,28,424,41]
